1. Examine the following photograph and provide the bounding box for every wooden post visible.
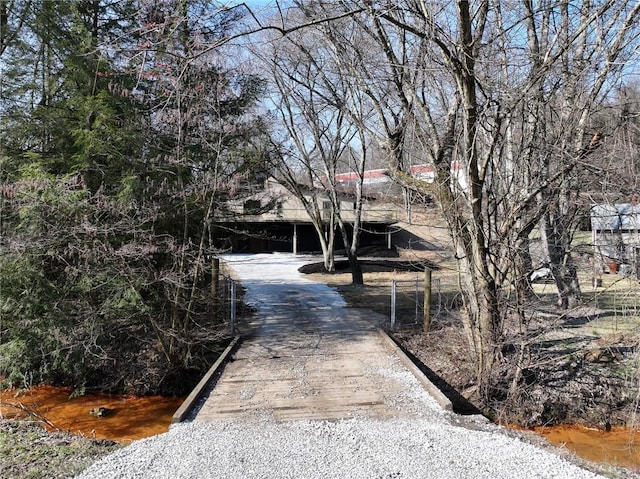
[211,257,220,320]
[592,227,600,288]
[423,269,432,332]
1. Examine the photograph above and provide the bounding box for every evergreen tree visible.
[0,0,267,394]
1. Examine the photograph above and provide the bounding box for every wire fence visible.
[215,256,640,339]
[217,274,237,335]
[389,276,449,331]
[215,268,455,336]
[581,274,640,334]
[387,265,640,335]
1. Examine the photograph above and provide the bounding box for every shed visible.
[590,202,640,276]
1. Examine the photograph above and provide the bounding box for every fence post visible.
[230,279,236,335]
[424,269,432,332]
[390,280,397,331]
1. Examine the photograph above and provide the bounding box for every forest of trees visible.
[1,0,640,401]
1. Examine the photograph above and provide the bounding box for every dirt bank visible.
[394,321,639,429]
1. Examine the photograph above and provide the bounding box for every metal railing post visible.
[390,280,397,331]
[229,279,236,335]
[211,257,219,321]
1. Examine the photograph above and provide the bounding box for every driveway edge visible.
[377,328,453,411]
[172,336,241,423]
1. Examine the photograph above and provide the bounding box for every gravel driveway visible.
[76,253,606,479]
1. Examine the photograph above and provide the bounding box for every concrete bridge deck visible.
[186,253,450,423]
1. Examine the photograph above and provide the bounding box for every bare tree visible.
[279,0,640,396]
[258,19,370,283]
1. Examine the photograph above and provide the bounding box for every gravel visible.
[76,417,606,479]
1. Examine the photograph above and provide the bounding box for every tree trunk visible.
[343,228,363,285]
[312,218,335,272]
[540,206,581,309]
[347,249,363,285]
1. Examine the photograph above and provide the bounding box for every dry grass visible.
[307,254,461,331]
[0,420,119,479]
[527,269,640,337]
[308,271,415,326]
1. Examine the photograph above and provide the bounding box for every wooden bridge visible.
[173,254,450,424]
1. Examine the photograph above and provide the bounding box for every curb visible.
[172,336,241,423]
[377,328,453,411]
